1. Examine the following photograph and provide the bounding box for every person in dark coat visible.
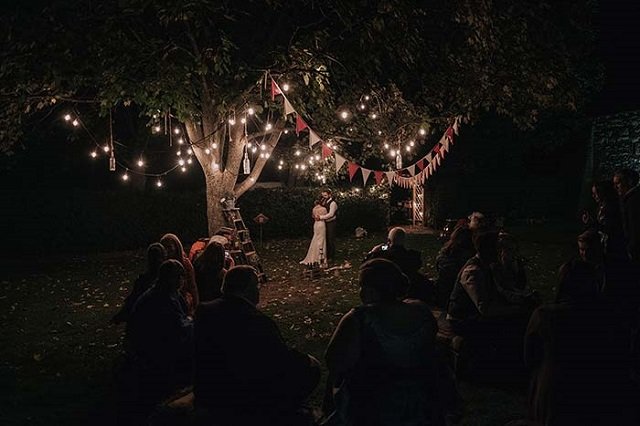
[366,227,433,302]
[193,241,226,303]
[126,259,194,402]
[525,260,638,425]
[112,243,167,324]
[435,224,474,308]
[491,232,540,308]
[614,168,640,263]
[194,265,320,425]
[582,180,627,260]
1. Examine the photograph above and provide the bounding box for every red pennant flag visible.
[348,162,360,182]
[296,115,308,135]
[416,158,425,171]
[374,171,384,185]
[322,144,333,159]
[445,125,454,144]
[433,144,441,154]
[271,79,281,101]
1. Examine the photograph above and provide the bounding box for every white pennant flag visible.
[362,168,372,186]
[453,116,460,135]
[284,98,295,116]
[426,153,433,163]
[385,171,395,186]
[335,153,347,173]
[309,130,322,148]
[442,137,450,153]
[436,152,442,166]
[407,164,415,176]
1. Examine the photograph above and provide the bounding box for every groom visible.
[317,189,338,262]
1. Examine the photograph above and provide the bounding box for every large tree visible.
[0,0,600,232]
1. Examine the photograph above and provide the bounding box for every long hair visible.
[441,224,473,256]
[160,233,186,261]
[197,241,225,274]
[145,243,167,276]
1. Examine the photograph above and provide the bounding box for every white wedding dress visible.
[300,205,328,267]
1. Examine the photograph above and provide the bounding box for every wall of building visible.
[592,110,640,177]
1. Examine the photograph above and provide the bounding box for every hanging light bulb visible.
[282,83,290,92]
[278,165,283,170]
[176,150,181,156]
[390,149,396,157]
[251,146,257,154]
[314,154,320,161]
[284,129,289,134]
[396,152,403,169]
[419,128,426,136]
[265,123,272,131]
[301,164,307,170]
[212,162,220,171]
[295,164,300,169]
[90,151,97,158]
[359,104,366,110]
[409,140,415,147]
[181,166,187,172]
[260,144,266,151]
[259,153,265,159]
[122,172,129,181]
[265,153,270,159]
[187,158,192,164]
[205,148,211,155]
[340,110,349,120]
[364,95,370,101]
[384,143,390,149]
[370,113,377,120]
[243,151,251,174]
[137,159,144,167]
[156,179,163,187]
[279,159,284,165]
[377,130,383,135]
[103,145,110,153]
[64,114,72,121]
[247,107,255,115]
[212,142,218,149]
[173,127,181,134]
[240,117,247,124]
[178,159,185,166]
[228,117,236,125]
[295,150,301,156]
[109,154,116,171]
[153,125,161,133]
[405,145,411,152]
[72,119,80,127]
[187,148,193,155]
[178,138,184,145]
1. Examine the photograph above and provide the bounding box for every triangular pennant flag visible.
[348,162,360,182]
[385,171,396,186]
[433,144,441,154]
[442,137,450,153]
[436,152,442,166]
[335,154,347,173]
[271,79,282,101]
[452,116,460,137]
[426,153,433,163]
[362,168,372,186]
[445,125,454,143]
[309,130,321,148]
[296,115,308,135]
[406,164,415,176]
[374,171,384,185]
[321,143,333,159]
[416,158,426,171]
[284,98,295,115]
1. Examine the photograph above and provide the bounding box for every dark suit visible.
[194,295,319,423]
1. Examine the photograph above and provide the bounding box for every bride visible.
[300,199,327,267]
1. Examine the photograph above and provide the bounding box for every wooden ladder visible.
[222,208,267,283]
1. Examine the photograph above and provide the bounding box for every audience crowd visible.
[112,168,640,425]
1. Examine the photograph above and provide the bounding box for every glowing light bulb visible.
[359,104,366,110]
[364,95,370,101]
[370,113,377,119]
[240,117,247,124]
[72,119,80,127]
[284,129,289,134]
[156,180,163,187]
[178,138,184,145]
[295,150,301,156]
[64,114,72,121]
[122,173,129,181]
[260,144,266,151]
[212,162,220,171]
[384,143,389,149]
[377,130,382,135]
[101,145,109,153]
[187,158,192,164]
[278,165,283,170]
[181,166,187,172]
[251,146,257,153]
[173,127,181,134]
[137,159,144,167]
[205,148,211,155]
[228,118,236,125]
[390,149,397,157]
[249,177,255,182]
[259,153,265,159]
[295,164,300,169]
[301,164,307,170]
[282,83,290,91]
[212,143,218,149]
[153,125,161,133]
[179,159,185,166]
[340,110,349,120]
[406,146,411,152]
[409,140,415,147]
[265,123,272,131]
[176,150,181,156]
[354,188,361,193]
[247,107,255,115]
[315,154,320,161]
[90,151,97,158]
[187,148,193,155]
[265,153,270,159]
[419,128,426,136]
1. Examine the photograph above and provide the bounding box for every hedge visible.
[1,187,389,254]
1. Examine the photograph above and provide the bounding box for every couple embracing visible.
[300,189,337,267]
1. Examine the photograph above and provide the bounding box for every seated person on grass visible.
[194,265,320,425]
[366,227,433,302]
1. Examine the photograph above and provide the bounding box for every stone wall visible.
[592,110,640,178]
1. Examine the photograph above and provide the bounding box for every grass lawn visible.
[1,225,577,425]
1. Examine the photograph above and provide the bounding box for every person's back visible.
[436,225,474,308]
[194,266,319,423]
[193,241,226,303]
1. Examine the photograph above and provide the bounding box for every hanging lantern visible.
[395,152,403,169]
[243,151,251,175]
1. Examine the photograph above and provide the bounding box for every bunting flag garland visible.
[284,98,295,115]
[374,171,384,185]
[309,130,322,148]
[296,115,308,135]
[335,153,347,172]
[348,162,360,181]
[269,75,461,189]
[321,143,333,159]
[362,168,372,186]
[271,80,282,101]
